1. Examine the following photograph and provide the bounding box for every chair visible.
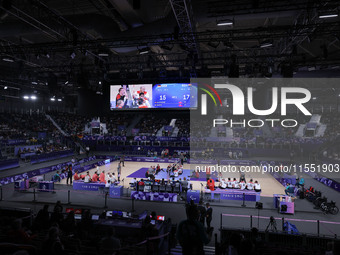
[166,185,173,193]
[152,184,159,192]
[159,185,166,193]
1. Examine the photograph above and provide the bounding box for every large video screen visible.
[152,83,197,108]
[110,83,197,110]
[110,84,153,109]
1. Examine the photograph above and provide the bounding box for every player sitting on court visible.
[219,179,227,189]
[233,178,240,189]
[254,180,261,192]
[240,180,246,190]
[246,179,254,190]
[227,178,233,189]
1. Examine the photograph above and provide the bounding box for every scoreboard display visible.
[152,83,197,108]
[110,83,197,110]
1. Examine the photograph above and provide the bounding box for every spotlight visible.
[57,98,62,102]
[65,81,69,85]
[23,96,29,100]
[2,57,14,62]
[50,97,55,101]
[319,13,338,19]
[99,81,102,85]
[260,39,273,48]
[139,47,150,55]
[217,19,233,26]
[31,95,37,100]
[4,86,7,89]
[31,81,38,85]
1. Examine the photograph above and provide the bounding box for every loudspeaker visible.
[255,202,263,209]
[281,205,287,212]
[133,0,140,9]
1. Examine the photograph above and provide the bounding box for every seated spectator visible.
[61,211,76,235]
[42,227,64,255]
[8,219,36,244]
[33,204,50,231]
[254,180,261,192]
[176,204,210,254]
[99,228,121,253]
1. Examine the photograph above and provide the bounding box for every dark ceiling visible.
[0,0,340,98]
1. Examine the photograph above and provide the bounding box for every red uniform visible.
[74,173,80,180]
[92,173,98,182]
[207,179,215,191]
[99,172,106,183]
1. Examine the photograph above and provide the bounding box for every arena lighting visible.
[312,97,317,100]
[99,81,101,85]
[23,96,29,100]
[65,81,69,85]
[139,47,150,55]
[98,53,109,57]
[2,57,14,62]
[217,19,233,26]
[4,86,7,89]
[319,13,338,19]
[260,40,273,48]
[31,81,38,85]
[50,97,55,101]
[57,98,62,102]
[30,95,37,100]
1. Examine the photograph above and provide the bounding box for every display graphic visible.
[110,84,153,109]
[152,83,197,108]
[110,83,197,110]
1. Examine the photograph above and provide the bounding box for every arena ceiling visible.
[0,0,340,97]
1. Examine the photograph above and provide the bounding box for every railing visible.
[220,213,340,238]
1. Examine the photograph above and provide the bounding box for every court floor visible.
[60,161,284,197]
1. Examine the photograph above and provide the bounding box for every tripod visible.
[265,217,277,232]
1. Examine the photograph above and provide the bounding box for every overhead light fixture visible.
[65,81,69,85]
[57,98,62,102]
[319,13,338,19]
[50,97,55,101]
[98,53,109,57]
[99,81,102,85]
[23,96,29,100]
[31,81,38,85]
[4,86,7,90]
[139,47,150,55]
[260,40,273,48]
[31,95,37,100]
[312,97,317,100]
[217,19,233,26]
[2,57,14,62]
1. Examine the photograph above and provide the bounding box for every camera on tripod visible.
[266,216,277,232]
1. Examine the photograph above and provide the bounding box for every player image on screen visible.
[152,83,197,108]
[129,84,152,108]
[110,84,152,110]
[110,85,135,109]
